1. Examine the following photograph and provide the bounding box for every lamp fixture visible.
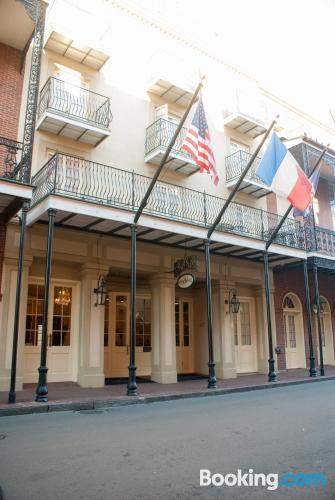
[54,287,71,307]
[312,297,326,314]
[225,290,240,314]
[94,275,108,306]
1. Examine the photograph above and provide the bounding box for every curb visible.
[1,375,335,417]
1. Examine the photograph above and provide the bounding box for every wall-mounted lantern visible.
[94,275,108,306]
[225,290,240,314]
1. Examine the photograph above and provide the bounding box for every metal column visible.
[204,239,216,389]
[313,263,325,376]
[8,201,29,403]
[263,252,277,382]
[127,224,137,396]
[35,209,56,402]
[303,260,317,377]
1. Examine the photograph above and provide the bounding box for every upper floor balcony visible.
[36,77,113,147]
[145,118,199,175]
[312,227,335,257]
[0,0,34,51]
[223,89,268,139]
[225,150,271,198]
[29,153,306,254]
[0,136,33,221]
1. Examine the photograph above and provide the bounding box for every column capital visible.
[150,272,175,286]
[3,256,33,269]
[80,263,109,279]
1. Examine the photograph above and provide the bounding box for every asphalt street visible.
[0,381,334,500]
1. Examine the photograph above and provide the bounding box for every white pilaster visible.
[77,263,109,387]
[150,273,177,384]
[213,280,237,379]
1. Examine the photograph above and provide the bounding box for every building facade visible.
[1,0,335,399]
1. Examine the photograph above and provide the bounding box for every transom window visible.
[283,296,295,309]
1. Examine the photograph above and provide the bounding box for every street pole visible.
[8,201,29,403]
[204,239,216,388]
[263,251,277,382]
[313,263,325,376]
[303,259,317,377]
[203,117,277,388]
[35,208,56,402]
[127,79,204,396]
[127,224,138,396]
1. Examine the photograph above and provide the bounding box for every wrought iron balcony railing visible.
[314,227,335,256]
[37,77,113,130]
[0,136,25,182]
[225,150,266,186]
[31,153,306,251]
[145,118,194,163]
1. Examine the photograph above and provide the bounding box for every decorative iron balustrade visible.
[0,136,24,182]
[145,118,194,162]
[314,227,335,256]
[31,153,306,250]
[225,150,266,186]
[38,77,113,130]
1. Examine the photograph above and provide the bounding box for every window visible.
[175,301,180,346]
[115,295,128,347]
[183,301,190,347]
[25,284,45,346]
[104,299,109,347]
[283,296,295,309]
[136,298,151,348]
[52,287,72,346]
[286,315,297,348]
[240,302,251,346]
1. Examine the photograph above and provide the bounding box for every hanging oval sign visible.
[177,273,195,289]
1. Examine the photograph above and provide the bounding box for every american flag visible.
[182,97,219,186]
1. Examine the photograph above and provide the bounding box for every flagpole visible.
[127,78,204,396]
[264,146,328,251]
[263,145,328,382]
[203,116,277,389]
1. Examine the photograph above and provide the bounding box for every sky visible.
[128,0,335,128]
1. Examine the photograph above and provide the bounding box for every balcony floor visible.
[36,111,111,147]
[145,148,199,175]
[226,177,271,198]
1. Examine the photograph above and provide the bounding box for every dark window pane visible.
[115,333,125,346]
[176,335,180,347]
[37,285,45,299]
[62,317,71,331]
[28,284,37,298]
[52,331,61,346]
[144,323,151,335]
[62,331,70,346]
[104,333,108,347]
[184,336,189,347]
[53,316,62,330]
[136,335,142,347]
[144,335,151,347]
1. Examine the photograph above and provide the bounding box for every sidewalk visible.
[1,367,335,417]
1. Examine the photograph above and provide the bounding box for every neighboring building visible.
[1,0,335,396]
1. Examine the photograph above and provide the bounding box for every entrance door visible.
[234,299,257,373]
[24,283,76,383]
[104,293,152,378]
[283,294,306,369]
[316,307,335,366]
[175,299,194,374]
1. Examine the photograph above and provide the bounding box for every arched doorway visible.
[283,293,306,369]
[315,297,335,366]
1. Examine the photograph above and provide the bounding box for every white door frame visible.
[283,293,306,369]
[175,297,194,374]
[23,277,80,383]
[234,296,258,374]
[315,297,335,366]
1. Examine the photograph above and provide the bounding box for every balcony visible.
[0,136,33,221]
[36,77,113,146]
[225,150,271,198]
[30,153,305,253]
[145,119,199,175]
[0,0,34,50]
[313,227,335,256]
[223,89,268,138]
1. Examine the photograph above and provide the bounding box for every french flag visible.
[256,133,312,212]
